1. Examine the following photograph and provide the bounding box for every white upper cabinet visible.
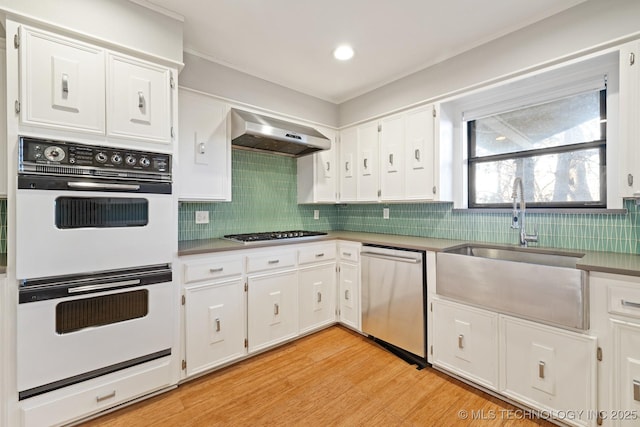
[297,126,337,203]
[107,53,172,144]
[17,24,174,147]
[338,126,358,202]
[20,26,106,134]
[404,105,435,200]
[178,89,231,201]
[380,114,404,201]
[619,41,640,198]
[357,121,380,201]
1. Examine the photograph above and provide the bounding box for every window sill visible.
[452,208,627,215]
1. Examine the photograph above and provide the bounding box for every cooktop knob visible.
[95,152,108,163]
[125,155,137,166]
[111,154,122,164]
[139,157,151,167]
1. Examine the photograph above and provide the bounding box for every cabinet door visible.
[380,114,404,201]
[405,106,435,200]
[298,263,336,334]
[107,53,172,144]
[184,279,246,377]
[338,261,360,331]
[501,316,597,427]
[20,26,105,134]
[178,89,231,201]
[339,126,358,202]
[357,121,380,201]
[247,270,298,353]
[432,299,499,390]
[619,42,640,198]
[314,129,338,202]
[612,320,640,427]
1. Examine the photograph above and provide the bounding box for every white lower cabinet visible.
[501,316,597,427]
[299,263,336,334]
[432,299,499,390]
[337,242,361,331]
[247,269,299,353]
[611,320,640,426]
[184,279,246,377]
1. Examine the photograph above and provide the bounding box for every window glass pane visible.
[471,148,602,205]
[471,91,603,157]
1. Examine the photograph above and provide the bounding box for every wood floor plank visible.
[80,326,555,427]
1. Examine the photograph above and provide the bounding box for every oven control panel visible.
[19,137,171,180]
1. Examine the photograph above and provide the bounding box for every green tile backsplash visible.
[179,150,640,255]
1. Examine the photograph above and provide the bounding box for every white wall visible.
[179,52,338,128]
[339,0,640,126]
[0,0,183,63]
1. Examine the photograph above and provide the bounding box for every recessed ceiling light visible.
[333,45,354,61]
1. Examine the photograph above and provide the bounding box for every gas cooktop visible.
[223,230,328,244]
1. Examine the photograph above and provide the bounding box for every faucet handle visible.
[511,214,520,229]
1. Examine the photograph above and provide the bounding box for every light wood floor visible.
[80,326,554,426]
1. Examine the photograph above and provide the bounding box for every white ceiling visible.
[145,0,586,104]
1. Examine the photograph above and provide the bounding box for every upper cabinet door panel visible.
[107,53,172,144]
[405,106,435,200]
[21,26,105,134]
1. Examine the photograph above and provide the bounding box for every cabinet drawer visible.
[246,250,296,273]
[20,358,172,427]
[298,243,336,265]
[183,256,243,284]
[338,243,360,262]
[609,284,640,320]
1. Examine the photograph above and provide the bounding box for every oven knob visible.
[125,155,137,166]
[44,146,66,162]
[139,157,150,167]
[111,154,122,164]
[69,158,76,164]
[95,152,108,163]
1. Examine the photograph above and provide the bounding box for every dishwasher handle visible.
[360,252,422,264]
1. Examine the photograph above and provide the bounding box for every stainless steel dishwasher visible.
[361,245,427,367]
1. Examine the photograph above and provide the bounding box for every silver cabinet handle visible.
[317,292,322,303]
[622,300,640,309]
[363,158,368,169]
[631,52,636,66]
[315,253,325,258]
[138,91,145,109]
[69,279,140,294]
[326,161,330,172]
[210,267,224,273]
[415,149,420,161]
[268,260,280,265]
[62,73,69,95]
[345,161,350,172]
[458,334,464,349]
[274,303,279,315]
[389,153,394,165]
[629,174,634,187]
[199,142,206,154]
[344,290,350,300]
[67,181,140,191]
[634,380,640,401]
[96,391,116,403]
[215,318,221,332]
[538,361,546,379]
[342,252,352,257]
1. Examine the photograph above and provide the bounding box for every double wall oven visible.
[16,136,175,400]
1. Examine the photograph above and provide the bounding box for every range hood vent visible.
[230,109,330,157]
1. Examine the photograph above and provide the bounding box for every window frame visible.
[466,88,608,209]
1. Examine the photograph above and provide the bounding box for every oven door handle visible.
[67,279,141,294]
[67,182,141,191]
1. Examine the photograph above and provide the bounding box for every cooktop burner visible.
[224,230,328,244]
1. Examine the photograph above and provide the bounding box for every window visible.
[467,89,607,208]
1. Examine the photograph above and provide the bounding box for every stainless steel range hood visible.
[230,108,330,157]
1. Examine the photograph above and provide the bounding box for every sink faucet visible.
[511,177,538,247]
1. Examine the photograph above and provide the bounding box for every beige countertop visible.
[178,231,640,277]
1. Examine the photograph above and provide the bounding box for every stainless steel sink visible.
[437,244,588,330]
